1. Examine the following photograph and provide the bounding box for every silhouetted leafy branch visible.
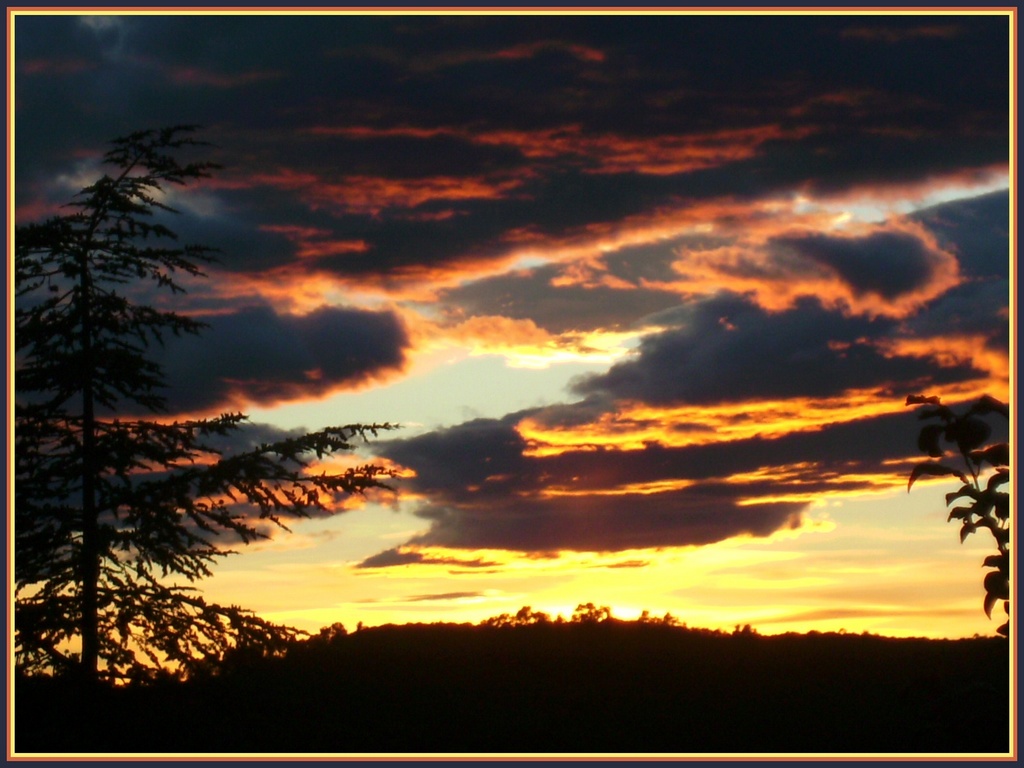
[906,394,1010,636]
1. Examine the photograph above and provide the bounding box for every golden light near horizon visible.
[201,484,1003,641]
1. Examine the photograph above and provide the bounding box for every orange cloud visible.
[244,167,530,216]
[723,462,907,505]
[516,387,947,457]
[878,334,1010,391]
[210,369,404,413]
[652,220,961,319]
[537,478,698,499]
[205,265,373,315]
[549,257,637,290]
[213,189,967,319]
[259,224,369,260]
[195,162,1001,328]
[312,122,814,176]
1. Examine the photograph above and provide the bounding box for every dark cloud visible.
[403,493,806,553]
[356,547,500,570]
[383,413,538,502]
[902,190,1010,355]
[393,408,931,500]
[372,405,948,557]
[601,236,723,285]
[604,560,651,569]
[441,262,682,334]
[156,304,409,413]
[912,189,1009,280]
[15,14,1008,283]
[904,279,1008,349]
[405,591,486,603]
[839,22,962,44]
[768,230,948,301]
[572,293,981,406]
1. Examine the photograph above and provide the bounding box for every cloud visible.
[356,546,500,569]
[404,591,487,602]
[18,57,97,76]
[244,168,532,217]
[257,225,370,260]
[628,205,972,320]
[363,253,1006,562]
[356,38,607,72]
[369,406,934,559]
[839,24,961,44]
[314,122,814,176]
[77,15,129,59]
[571,293,981,407]
[441,262,681,334]
[16,14,1007,312]
[13,14,1011,572]
[767,227,958,303]
[166,65,282,89]
[402,493,808,554]
[436,188,1000,343]
[491,40,606,63]
[156,304,410,413]
[911,189,1009,280]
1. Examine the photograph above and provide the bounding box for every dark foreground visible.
[15,623,1011,755]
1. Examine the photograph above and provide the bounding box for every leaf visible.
[982,553,1007,572]
[947,416,991,452]
[945,484,977,507]
[908,462,968,492]
[969,394,1009,419]
[917,424,945,457]
[985,469,1010,492]
[917,405,955,422]
[959,521,977,543]
[993,493,1009,521]
[983,570,1009,601]
[969,442,1010,468]
[996,621,1009,637]
[946,505,973,522]
[984,591,999,619]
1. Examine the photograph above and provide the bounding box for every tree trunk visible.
[78,253,100,684]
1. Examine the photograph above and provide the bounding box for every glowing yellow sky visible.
[200,484,1007,640]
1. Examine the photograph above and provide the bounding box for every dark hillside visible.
[15,623,1010,755]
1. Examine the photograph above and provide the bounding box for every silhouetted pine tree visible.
[15,126,395,684]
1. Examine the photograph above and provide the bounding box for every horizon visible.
[10,9,1014,644]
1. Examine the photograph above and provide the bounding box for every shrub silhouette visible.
[906,394,1010,636]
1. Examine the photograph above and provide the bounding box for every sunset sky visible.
[11,9,1014,639]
